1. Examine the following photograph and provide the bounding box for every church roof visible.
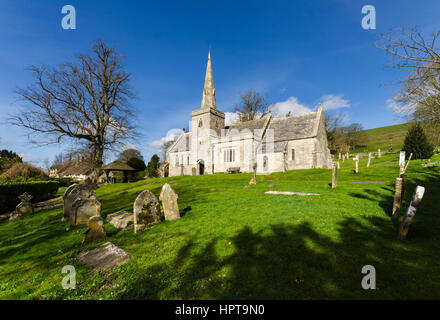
[268,112,318,140]
[168,132,192,153]
[225,117,267,135]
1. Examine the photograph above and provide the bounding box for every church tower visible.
[191,51,225,134]
[191,51,225,173]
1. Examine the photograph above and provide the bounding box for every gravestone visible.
[64,179,101,226]
[82,215,106,244]
[62,183,79,221]
[398,186,425,239]
[133,190,163,233]
[16,192,34,216]
[106,211,134,229]
[265,191,320,196]
[76,242,130,271]
[399,151,406,174]
[249,162,258,184]
[332,162,338,188]
[9,193,34,221]
[159,183,180,221]
[367,152,372,167]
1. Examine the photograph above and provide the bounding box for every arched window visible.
[263,156,268,171]
[187,156,189,165]
[175,156,179,166]
[198,119,203,128]
[291,148,295,161]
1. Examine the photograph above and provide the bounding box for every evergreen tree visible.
[146,154,160,177]
[127,157,146,171]
[402,122,434,159]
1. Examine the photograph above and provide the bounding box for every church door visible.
[198,160,205,175]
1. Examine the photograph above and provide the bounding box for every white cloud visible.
[150,128,182,149]
[386,98,415,114]
[318,94,350,110]
[225,112,240,125]
[270,97,312,118]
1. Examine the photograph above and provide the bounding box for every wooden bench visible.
[226,167,240,174]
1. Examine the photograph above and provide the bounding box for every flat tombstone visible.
[106,211,134,229]
[159,183,180,221]
[133,190,162,233]
[76,242,130,271]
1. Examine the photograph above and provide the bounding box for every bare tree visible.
[234,89,270,122]
[161,138,177,162]
[375,26,440,145]
[324,112,364,153]
[324,112,346,153]
[9,39,136,173]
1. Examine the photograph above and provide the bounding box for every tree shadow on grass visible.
[115,214,440,299]
[114,172,440,299]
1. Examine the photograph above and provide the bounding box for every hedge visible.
[50,177,76,187]
[0,181,59,214]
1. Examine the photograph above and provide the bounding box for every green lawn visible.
[1,153,439,299]
[354,123,411,153]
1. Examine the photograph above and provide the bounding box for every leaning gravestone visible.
[159,183,180,221]
[106,211,134,229]
[82,215,106,244]
[76,242,130,271]
[133,190,163,233]
[9,193,34,221]
[64,179,102,226]
[62,183,79,221]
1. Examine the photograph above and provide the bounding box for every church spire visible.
[201,50,216,109]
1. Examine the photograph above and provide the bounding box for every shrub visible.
[0,149,22,173]
[0,162,48,182]
[0,181,59,213]
[403,123,434,159]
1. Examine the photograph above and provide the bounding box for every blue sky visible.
[1,0,439,166]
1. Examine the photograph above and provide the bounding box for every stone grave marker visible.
[82,215,106,244]
[133,190,163,233]
[76,242,130,271]
[106,211,134,229]
[159,183,180,221]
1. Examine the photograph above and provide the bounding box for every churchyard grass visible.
[0,153,439,299]
[354,122,411,153]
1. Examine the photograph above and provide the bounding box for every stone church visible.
[165,52,332,176]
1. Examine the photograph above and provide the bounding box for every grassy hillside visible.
[354,122,411,153]
[0,153,439,299]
